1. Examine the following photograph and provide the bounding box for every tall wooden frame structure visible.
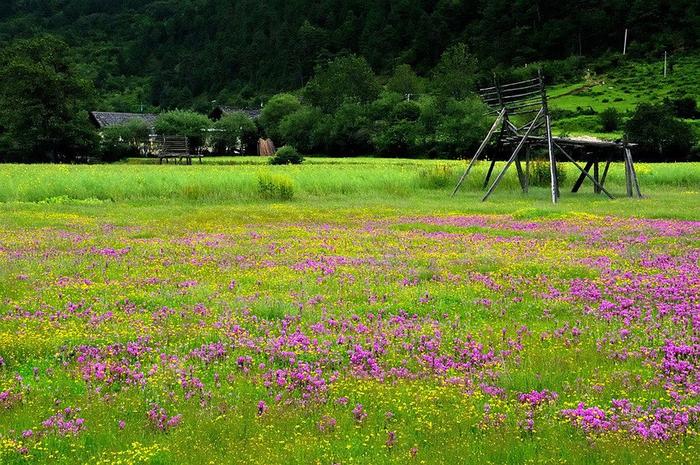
[452,71,641,203]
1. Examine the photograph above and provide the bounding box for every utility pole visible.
[623,28,628,55]
[664,51,668,77]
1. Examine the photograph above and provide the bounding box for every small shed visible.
[89,111,158,130]
[209,106,262,121]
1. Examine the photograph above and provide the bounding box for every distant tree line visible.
[0,0,698,109]
[0,36,697,163]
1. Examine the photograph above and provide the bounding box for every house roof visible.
[89,111,158,129]
[210,106,262,121]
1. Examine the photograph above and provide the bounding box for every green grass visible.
[1,159,699,221]
[547,54,700,137]
[0,159,699,465]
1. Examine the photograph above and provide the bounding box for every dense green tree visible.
[303,55,380,113]
[259,93,302,141]
[278,107,326,153]
[0,35,97,162]
[154,110,211,150]
[213,112,257,154]
[625,103,696,160]
[1,1,698,108]
[431,43,479,100]
[386,64,425,98]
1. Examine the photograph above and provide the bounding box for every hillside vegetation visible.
[1,0,698,109]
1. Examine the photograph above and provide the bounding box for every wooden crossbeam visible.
[571,161,594,192]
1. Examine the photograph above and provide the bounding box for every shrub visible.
[416,164,455,189]
[269,145,304,165]
[625,103,696,160]
[257,172,294,201]
[529,156,567,187]
[667,96,697,119]
[599,108,621,132]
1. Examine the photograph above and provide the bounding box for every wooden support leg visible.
[515,156,527,192]
[593,161,600,194]
[482,108,544,202]
[545,120,558,203]
[571,160,594,193]
[600,160,611,188]
[623,150,633,197]
[624,148,642,198]
[524,148,530,194]
[554,142,614,199]
[483,160,496,189]
[451,108,505,196]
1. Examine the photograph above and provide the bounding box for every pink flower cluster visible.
[147,404,182,431]
[41,407,85,436]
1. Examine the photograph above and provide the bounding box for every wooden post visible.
[600,160,611,188]
[624,147,642,197]
[540,70,558,204]
[623,148,633,197]
[593,161,600,194]
[514,155,527,192]
[524,147,530,194]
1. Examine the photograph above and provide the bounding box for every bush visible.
[257,172,295,200]
[416,164,455,189]
[667,96,697,119]
[599,108,621,132]
[625,103,696,160]
[529,156,567,187]
[154,110,211,151]
[269,145,304,165]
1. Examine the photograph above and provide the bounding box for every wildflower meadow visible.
[0,160,699,464]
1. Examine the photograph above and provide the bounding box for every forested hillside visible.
[1,0,698,110]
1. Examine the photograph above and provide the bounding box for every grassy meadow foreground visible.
[1,159,699,464]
